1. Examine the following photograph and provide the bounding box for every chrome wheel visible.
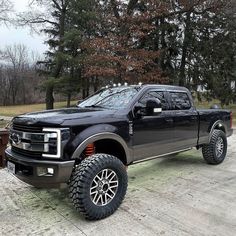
[90,169,119,206]
[215,137,224,158]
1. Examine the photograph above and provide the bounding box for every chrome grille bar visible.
[10,130,48,151]
[9,128,64,158]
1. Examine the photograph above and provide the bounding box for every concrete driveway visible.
[0,133,235,236]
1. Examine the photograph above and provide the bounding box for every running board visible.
[132,148,192,164]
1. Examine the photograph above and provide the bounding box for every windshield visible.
[79,87,141,109]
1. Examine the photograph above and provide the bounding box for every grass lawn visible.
[0,120,8,128]
[0,101,77,117]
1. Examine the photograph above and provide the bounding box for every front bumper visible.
[5,147,75,188]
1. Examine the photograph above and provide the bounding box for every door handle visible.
[190,116,197,120]
[165,118,174,123]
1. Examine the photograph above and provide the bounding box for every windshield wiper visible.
[83,105,107,109]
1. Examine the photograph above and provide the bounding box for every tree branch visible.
[52,0,62,11]
[127,0,138,15]
[110,0,120,19]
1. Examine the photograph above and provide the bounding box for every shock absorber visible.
[85,143,95,157]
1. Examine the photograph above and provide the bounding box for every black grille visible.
[13,123,42,133]
[12,146,42,159]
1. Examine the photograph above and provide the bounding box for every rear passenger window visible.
[139,91,169,110]
[170,92,191,110]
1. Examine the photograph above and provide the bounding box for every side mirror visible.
[134,99,162,118]
[133,104,146,118]
[146,99,162,116]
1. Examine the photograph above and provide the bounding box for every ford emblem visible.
[10,133,21,145]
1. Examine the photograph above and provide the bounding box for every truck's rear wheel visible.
[69,154,128,220]
[202,130,227,165]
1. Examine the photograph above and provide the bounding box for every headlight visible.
[42,128,70,158]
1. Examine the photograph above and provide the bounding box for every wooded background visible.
[0,0,236,109]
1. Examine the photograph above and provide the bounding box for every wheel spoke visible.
[101,169,107,179]
[101,194,105,205]
[90,184,98,191]
[109,180,118,188]
[90,188,98,195]
[105,193,108,204]
[93,192,99,203]
[95,194,102,205]
[94,175,101,182]
[106,192,113,199]
[109,188,115,196]
[107,172,116,181]
[110,183,118,188]
[107,171,115,179]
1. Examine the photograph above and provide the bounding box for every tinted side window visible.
[139,91,169,110]
[170,92,191,110]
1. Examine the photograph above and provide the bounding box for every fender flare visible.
[209,120,226,142]
[71,132,132,164]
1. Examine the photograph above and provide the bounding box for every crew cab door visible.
[167,91,199,149]
[132,90,176,161]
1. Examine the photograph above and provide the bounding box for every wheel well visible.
[214,124,226,133]
[93,139,127,165]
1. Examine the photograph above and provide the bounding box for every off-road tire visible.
[69,154,128,220]
[202,130,227,165]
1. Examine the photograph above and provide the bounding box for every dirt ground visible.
[0,132,235,236]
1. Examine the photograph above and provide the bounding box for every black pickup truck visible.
[5,84,233,220]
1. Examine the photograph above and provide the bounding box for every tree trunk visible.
[22,80,26,104]
[234,80,236,103]
[93,77,99,92]
[12,86,17,105]
[67,93,71,108]
[86,78,90,97]
[46,3,67,110]
[160,17,166,71]
[82,77,86,99]
[46,85,54,110]
[179,11,191,87]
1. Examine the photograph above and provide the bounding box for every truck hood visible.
[12,108,118,127]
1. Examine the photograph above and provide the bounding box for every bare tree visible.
[0,0,13,24]
[17,0,55,32]
[0,44,43,105]
[1,44,28,104]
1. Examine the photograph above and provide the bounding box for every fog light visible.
[47,168,54,175]
[37,167,54,176]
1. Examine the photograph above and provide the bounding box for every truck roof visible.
[141,84,189,91]
[112,84,189,92]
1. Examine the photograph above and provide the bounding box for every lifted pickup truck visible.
[6,84,233,220]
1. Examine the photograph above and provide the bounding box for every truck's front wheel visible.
[202,130,227,165]
[69,154,128,220]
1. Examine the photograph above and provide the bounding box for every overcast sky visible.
[0,0,47,54]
